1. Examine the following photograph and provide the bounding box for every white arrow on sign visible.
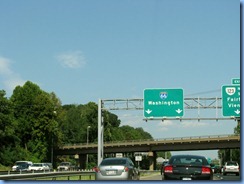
[176,109,182,114]
[234,109,240,115]
[145,109,152,114]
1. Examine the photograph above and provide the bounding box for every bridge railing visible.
[60,134,239,149]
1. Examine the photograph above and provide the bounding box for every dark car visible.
[94,157,140,180]
[162,155,213,180]
[160,161,168,175]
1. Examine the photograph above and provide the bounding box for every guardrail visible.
[0,170,155,180]
[0,170,95,180]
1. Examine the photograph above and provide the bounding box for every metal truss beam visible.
[98,97,240,165]
[101,97,222,110]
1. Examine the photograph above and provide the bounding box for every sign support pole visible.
[98,99,103,166]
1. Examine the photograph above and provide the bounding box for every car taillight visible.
[93,167,100,173]
[124,167,129,172]
[202,166,211,174]
[164,165,173,173]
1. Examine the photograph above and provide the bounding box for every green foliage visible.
[9,81,62,163]
[157,151,171,159]
[0,80,154,168]
[234,119,240,135]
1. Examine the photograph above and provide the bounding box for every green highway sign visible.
[144,88,184,118]
[231,78,240,85]
[222,85,240,117]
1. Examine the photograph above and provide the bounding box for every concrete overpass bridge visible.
[55,134,240,170]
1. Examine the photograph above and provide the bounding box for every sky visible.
[0,0,240,160]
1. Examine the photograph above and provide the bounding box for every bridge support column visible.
[79,154,86,170]
[148,151,157,171]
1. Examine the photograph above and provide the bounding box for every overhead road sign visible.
[222,85,240,117]
[231,78,240,85]
[144,88,184,118]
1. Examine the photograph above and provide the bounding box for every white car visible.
[57,162,73,171]
[222,161,239,176]
[12,161,33,171]
[29,163,50,171]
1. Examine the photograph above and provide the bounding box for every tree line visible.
[0,81,240,169]
[0,81,154,168]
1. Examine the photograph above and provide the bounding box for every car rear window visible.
[170,156,207,165]
[227,162,238,166]
[101,159,126,166]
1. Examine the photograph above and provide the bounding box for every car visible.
[94,157,140,180]
[44,163,53,170]
[222,161,239,176]
[160,161,168,175]
[29,163,50,171]
[162,155,213,180]
[12,161,33,171]
[57,162,73,171]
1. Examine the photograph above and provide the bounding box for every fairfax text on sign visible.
[222,85,240,117]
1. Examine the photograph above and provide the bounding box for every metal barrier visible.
[0,171,95,180]
[0,170,156,180]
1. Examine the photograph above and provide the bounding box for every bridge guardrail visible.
[60,134,239,149]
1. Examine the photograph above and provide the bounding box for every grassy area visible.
[0,165,11,171]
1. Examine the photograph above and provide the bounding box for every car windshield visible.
[16,162,28,165]
[227,162,238,166]
[60,163,70,166]
[18,164,28,168]
[101,159,126,166]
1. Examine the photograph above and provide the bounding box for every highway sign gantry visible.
[222,85,240,117]
[144,88,184,118]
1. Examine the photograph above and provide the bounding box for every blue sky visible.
[0,0,240,159]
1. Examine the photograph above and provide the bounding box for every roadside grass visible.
[0,165,11,171]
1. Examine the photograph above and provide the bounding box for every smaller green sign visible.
[231,78,240,85]
[222,85,240,117]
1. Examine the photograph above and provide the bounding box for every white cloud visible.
[0,56,26,95]
[0,56,13,76]
[56,51,86,69]
[158,120,174,127]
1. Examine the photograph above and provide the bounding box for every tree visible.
[218,119,240,165]
[10,81,62,162]
[0,90,21,165]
